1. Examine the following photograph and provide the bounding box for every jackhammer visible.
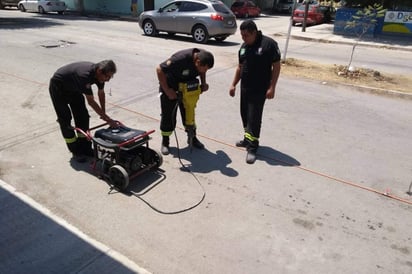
[178,79,201,152]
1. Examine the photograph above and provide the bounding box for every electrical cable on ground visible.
[108,101,412,207]
[110,99,206,214]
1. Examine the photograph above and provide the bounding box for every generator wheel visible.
[151,149,163,169]
[109,165,129,190]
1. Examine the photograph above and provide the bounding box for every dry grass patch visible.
[281,58,412,94]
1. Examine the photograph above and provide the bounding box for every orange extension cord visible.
[109,101,412,206]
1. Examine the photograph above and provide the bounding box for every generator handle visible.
[119,129,155,147]
[73,127,93,141]
[89,122,108,131]
[89,121,124,131]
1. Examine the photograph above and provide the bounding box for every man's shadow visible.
[168,147,239,177]
[255,146,300,166]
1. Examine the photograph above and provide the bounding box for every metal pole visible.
[283,0,297,63]
[302,1,309,32]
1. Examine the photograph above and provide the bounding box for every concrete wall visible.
[64,0,275,15]
[65,0,144,15]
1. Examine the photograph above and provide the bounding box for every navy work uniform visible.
[158,48,204,152]
[49,62,102,156]
[239,31,281,150]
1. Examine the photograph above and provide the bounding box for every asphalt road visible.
[1,10,412,274]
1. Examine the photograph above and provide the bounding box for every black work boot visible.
[78,138,94,157]
[161,136,170,155]
[68,140,87,163]
[186,127,204,150]
[192,136,204,149]
[236,138,248,148]
[246,140,259,164]
[72,153,87,163]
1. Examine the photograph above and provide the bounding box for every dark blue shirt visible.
[160,48,200,91]
[52,62,104,96]
[239,31,281,89]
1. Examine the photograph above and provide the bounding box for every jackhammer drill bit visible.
[187,126,195,153]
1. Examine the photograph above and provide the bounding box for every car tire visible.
[143,19,157,36]
[38,6,45,14]
[19,4,26,12]
[192,25,209,44]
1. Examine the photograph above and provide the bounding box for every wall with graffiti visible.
[383,10,412,35]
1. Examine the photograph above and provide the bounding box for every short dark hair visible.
[198,50,214,69]
[240,20,258,33]
[97,60,117,74]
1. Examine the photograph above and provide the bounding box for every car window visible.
[212,3,232,13]
[231,2,244,8]
[162,2,181,12]
[296,4,317,11]
[179,2,208,12]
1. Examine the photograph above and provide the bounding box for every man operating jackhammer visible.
[156,48,214,155]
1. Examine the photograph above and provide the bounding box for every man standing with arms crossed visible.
[229,20,281,164]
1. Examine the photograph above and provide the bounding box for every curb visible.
[281,74,412,101]
[289,35,412,52]
[338,83,412,100]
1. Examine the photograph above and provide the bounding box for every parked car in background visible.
[319,5,336,23]
[230,0,261,18]
[18,0,66,14]
[273,0,295,14]
[0,0,20,9]
[292,4,324,26]
[138,0,237,44]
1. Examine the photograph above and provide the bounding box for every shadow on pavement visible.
[169,147,239,177]
[69,157,168,195]
[138,33,240,47]
[257,146,301,166]
[0,186,139,274]
[0,16,63,29]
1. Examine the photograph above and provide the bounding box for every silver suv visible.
[0,0,20,9]
[139,0,237,44]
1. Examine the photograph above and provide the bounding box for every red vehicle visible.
[230,0,261,18]
[292,4,324,26]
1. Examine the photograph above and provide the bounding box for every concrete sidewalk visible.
[0,180,151,274]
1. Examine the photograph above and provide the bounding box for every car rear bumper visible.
[206,22,237,37]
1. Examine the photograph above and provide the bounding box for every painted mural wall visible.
[334,8,412,37]
[383,10,412,35]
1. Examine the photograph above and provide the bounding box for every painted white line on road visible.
[0,179,151,274]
